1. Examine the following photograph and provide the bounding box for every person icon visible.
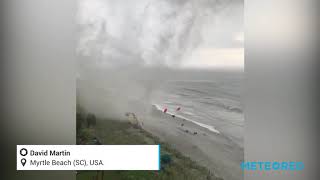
[20,148,28,156]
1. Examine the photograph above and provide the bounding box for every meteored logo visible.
[241,161,304,176]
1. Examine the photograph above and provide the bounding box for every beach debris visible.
[162,106,181,118]
[181,123,184,126]
[185,129,189,133]
[193,132,198,135]
[163,108,168,113]
[170,107,181,118]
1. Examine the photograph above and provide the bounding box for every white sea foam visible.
[152,104,220,134]
[183,111,195,116]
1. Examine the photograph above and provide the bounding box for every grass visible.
[76,117,222,180]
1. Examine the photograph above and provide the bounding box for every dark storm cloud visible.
[77,0,243,68]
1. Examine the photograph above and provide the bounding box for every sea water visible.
[152,70,244,148]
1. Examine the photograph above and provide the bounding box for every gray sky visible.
[77,0,243,69]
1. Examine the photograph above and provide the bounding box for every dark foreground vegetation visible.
[76,110,222,180]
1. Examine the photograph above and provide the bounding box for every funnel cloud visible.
[77,0,243,69]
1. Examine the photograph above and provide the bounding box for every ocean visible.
[151,70,244,148]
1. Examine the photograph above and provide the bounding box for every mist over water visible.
[77,66,174,119]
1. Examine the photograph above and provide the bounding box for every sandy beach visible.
[141,107,244,180]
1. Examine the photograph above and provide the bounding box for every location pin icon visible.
[21,158,26,167]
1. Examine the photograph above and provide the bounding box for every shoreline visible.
[140,107,244,180]
[152,104,221,134]
[76,103,243,180]
[76,117,222,180]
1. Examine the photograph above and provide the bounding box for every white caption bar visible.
[17,145,160,170]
